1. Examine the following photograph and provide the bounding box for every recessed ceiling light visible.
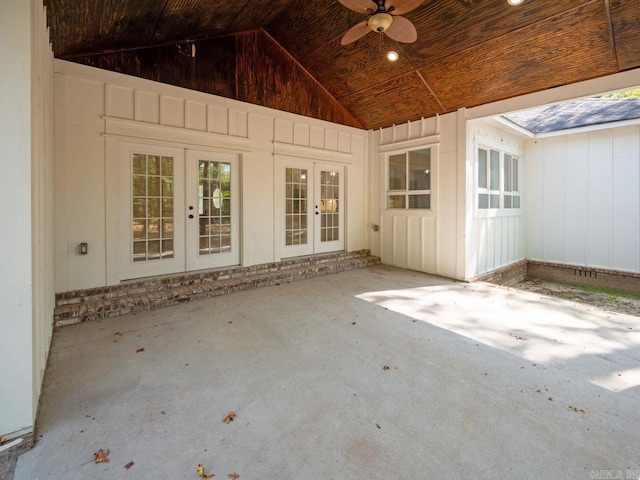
[507,0,523,4]
[387,51,399,62]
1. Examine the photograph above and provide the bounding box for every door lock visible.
[189,214,194,219]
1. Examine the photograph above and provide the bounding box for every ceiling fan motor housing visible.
[368,12,393,32]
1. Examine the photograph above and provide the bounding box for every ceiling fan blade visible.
[338,0,375,14]
[341,20,371,45]
[384,15,417,42]
[387,0,425,15]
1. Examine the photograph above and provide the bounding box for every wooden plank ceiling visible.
[45,0,640,130]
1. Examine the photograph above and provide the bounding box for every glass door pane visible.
[314,165,344,254]
[119,143,185,281]
[285,167,308,246]
[186,150,239,271]
[131,153,175,262]
[320,170,339,243]
[198,160,232,255]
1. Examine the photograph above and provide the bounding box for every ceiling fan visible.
[339,0,424,45]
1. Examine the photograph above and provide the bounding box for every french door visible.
[119,143,239,280]
[281,161,345,257]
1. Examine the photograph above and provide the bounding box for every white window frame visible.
[386,147,433,210]
[475,141,522,216]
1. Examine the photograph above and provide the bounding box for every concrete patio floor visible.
[15,265,640,480]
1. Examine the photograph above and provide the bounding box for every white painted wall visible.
[0,0,54,439]
[466,120,526,279]
[525,125,640,273]
[371,111,467,280]
[54,60,368,292]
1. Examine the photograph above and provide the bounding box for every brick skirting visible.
[471,260,640,294]
[469,260,528,286]
[527,261,640,296]
[54,250,380,326]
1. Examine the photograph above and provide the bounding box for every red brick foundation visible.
[527,261,640,296]
[470,260,528,286]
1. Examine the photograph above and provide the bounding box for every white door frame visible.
[276,158,345,260]
[118,142,186,280]
[185,149,240,271]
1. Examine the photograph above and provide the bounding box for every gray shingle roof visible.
[503,98,640,133]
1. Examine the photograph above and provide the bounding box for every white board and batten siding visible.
[466,120,526,279]
[525,125,640,273]
[0,1,55,439]
[371,112,466,280]
[54,60,368,293]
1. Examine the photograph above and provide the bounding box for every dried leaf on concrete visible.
[136,348,145,353]
[197,462,215,479]
[124,461,134,469]
[93,449,110,463]
[382,366,390,370]
[223,411,236,424]
[228,474,240,479]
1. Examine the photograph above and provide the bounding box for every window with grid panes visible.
[285,167,308,246]
[131,153,174,262]
[477,147,521,210]
[387,148,431,209]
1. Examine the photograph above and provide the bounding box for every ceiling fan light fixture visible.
[368,13,394,33]
[386,50,399,61]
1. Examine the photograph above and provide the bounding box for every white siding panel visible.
[325,129,338,151]
[525,143,544,260]
[381,216,395,265]
[338,132,351,153]
[526,126,640,274]
[564,134,589,265]
[486,218,496,271]
[394,216,408,269]
[229,110,248,137]
[275,119,293,144]
[208,105,228,134]
[501,217,510,266]
[478,218,488,274]
[106,84,134,119]
[612,154,639,270]
[408,216,422,271]
[67,77,104,128]
[310,126,324,149]
[185,101,207,131]
[293,123,310,147]
[422,217,437,273]
[135,91,160,124]
[587,130,613,268]
[249,114,274,143]
[161,95,185,128]
[542,137,566,262]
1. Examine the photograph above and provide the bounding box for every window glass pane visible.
[504,195,512,208]
[388,154,406,190]
[409,194,430,209]
[513,196,521,208]
[131,153,173,263]
[478,149,487,189]
[387,195,406,209]
[408,148,430,191]
[284,167,308,247]
[490,194,500,208]
[478,193,489,209]
[490,150,500,190]
[513,158,519,192]
[504,154,512,192]
[133,154,146,174]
